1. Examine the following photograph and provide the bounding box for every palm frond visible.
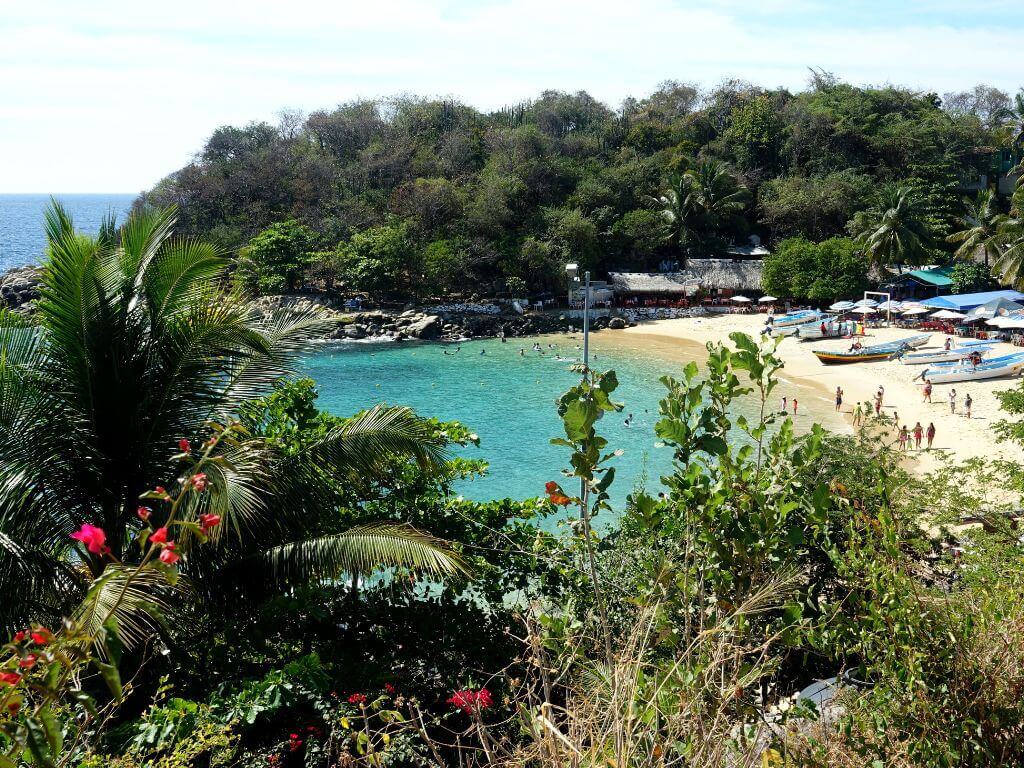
[260,522,469,582]
[75,565,182,651]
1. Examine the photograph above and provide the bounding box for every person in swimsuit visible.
[792,398,798,415]
[923,379,932,403]
[835,387,843,412]
[949,388,957,415]
[898,425,909,451]
[853,402,863,426]
[926,422,936,450]
[913,422,923,449]
[964,393,972,419]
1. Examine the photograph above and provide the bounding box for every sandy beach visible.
[610,313,1022,475]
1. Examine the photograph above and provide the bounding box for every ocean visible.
[0,193,136,273]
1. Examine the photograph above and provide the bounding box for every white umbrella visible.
[854,298,878,307]
[829,301,855,311]
[930,309,967,320]
[730,295,752,303]
[877,300,903,311]
[901,307,930,315]
[758,295,777,303]
[851,306,877,315]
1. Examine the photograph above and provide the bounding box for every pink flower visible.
[71,524,109,555]
[149,527,168,545]
[199,513,221,533]
[191,473,208,492]
[137,506,152,521]
[30,628,50,645]
[178,438,191,453]
[159,543,180,565]
[447,688,493,714]
[18,654,37,669]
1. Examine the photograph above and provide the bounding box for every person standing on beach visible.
[874,392,882,416]
[923,379,932,403]
[898,425,909,451]
[949,388,957,415]
[835,386,843,412]
[913,421,923,449]
[792,398,798,415]
[926,422,936,449]
[853,402,863,426]
[780,395,787,414]
[964,393,973,419]
[892,411,900,432]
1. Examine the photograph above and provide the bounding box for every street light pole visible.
[582,270,591,370]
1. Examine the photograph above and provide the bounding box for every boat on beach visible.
[795,319,857,340]
[921,353,1024,384]
[771,310,825,329]
[812,334,930,365]
[898,345,993,365]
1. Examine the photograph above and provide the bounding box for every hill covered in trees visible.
[141,75,1024,297]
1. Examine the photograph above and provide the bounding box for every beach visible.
[610,313,1022,474]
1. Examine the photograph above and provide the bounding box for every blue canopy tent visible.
[921,290,1024,312]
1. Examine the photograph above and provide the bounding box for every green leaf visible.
[95,661,124,701]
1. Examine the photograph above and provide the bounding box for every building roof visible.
[610,260,763,294]
[906,266,954,287]
[921,289,1024,311]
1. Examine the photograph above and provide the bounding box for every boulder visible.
[406,314,442,340]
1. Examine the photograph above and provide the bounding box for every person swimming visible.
[480,349,486,355]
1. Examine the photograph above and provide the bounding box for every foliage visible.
[849,185,935,266]
[237,219,316,294]
[761,236,867,300]
[950,260,995,293]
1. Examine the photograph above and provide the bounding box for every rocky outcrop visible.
[0,266,43,314]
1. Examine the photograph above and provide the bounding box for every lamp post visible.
[566,264,590,369]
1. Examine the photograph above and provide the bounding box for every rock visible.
[0,265,43,311]
[344,326,366,340]
[608,317,626,330]
[406,314,442,340]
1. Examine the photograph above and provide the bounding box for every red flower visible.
[30,628,51,645]
[12,631,26,644]
[447,688,493,714]
[71,524,109,555]
[18,654,37,669]
[0,672,21,686]
[384,683,396,694]
[137,506,152,521]
[347,692,367,705]
[191,473,208,492]
[154,486,169,499]
[159,543,180,565]
[149,527,168,545]
[544,481,559,494]
[288,732,304,752]
[199,513,221,533]
[178,438,191,453]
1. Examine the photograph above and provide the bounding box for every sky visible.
[2,0,1023,194]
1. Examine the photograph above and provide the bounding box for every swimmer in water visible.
[519,349,525,356]
[480,349,486,355]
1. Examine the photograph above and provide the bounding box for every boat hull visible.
[813,350,896,365]
[923,360,1024,384]
[899,347,993,365]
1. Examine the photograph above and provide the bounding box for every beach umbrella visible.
[730,295,752,303]
[930,309,967,320]
[854,298,878,307]
[829,301,855,311]
[969,297,1024,319]
[851,306,877,315]
[758,295,777,303]
[876,300,903,311]
[901,307,930,315]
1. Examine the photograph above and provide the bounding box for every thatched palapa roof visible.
[610,260,763,295]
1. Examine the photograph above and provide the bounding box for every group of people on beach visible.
[848,385,938,451]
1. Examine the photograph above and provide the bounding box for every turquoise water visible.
[0,194,136,272]
[302,334,846,505]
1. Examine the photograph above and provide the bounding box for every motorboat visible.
[921,353,1024,384]
[898,345,993,366]
[812,334,930,365]
[771,310,826,329]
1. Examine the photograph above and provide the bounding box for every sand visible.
[610,313,1022,475]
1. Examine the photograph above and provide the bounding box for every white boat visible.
[922,353,1024,384]
[771,310,825,329]
[796,319,857,340]
[899,346,993,366]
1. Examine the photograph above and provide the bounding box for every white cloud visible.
[0,0,1022,191]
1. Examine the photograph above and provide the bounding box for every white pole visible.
[583,271,591,369]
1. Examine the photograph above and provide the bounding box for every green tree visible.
[337,222,418,296]
[0,203,465,634]
[950,261,995,293]
[947,188,1006,267]
[237,219,316,294]
[849,185,934,267]
[422,238,472,294]
[757,171,873,240]
[761,236,867,300]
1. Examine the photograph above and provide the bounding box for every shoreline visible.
[610,313,1021,475]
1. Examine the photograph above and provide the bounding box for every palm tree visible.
[994,189,1024,288]
[849,185,934,268]
[946,188,1006,267]
[0,202,466,636]
[654,161,749,266]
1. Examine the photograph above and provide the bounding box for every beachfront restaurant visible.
[881,265,954,300]
[921,289,1024,314]
[610,259,763,308]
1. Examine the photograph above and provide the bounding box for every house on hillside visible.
[880,265,954,300]
[609,259,763,302]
